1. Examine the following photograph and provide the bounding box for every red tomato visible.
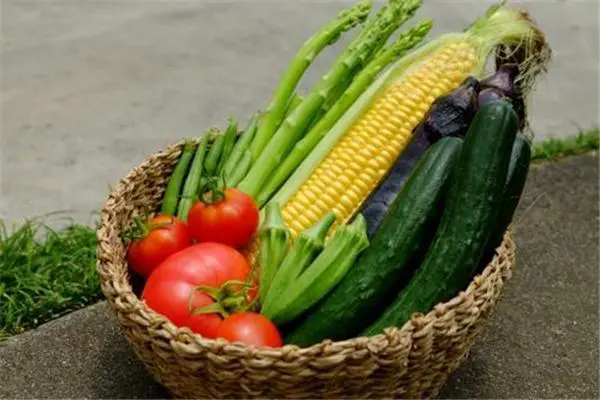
[187,188,259,249]
[127,215,191,278]
[216,312,282,348]
[142,242,250,338]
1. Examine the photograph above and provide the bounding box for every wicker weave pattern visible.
[96,141,516,399]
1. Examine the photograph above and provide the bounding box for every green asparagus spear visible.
[228,150,253,187]
[256,20,432,206]
[282,93,304,121]
[249,0,372,161]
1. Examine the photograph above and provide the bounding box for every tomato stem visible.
[122,215,175,242]
[189,302,229,318]
[133,217,148,235]
[188,279,256,318]
[222,296,245,309]
[199,175,227,205]
[146,216,175,231]
[220,279,251,295]
[190,284,223,301]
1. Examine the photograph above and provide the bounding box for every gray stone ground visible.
[1,154,598,399]
[1,0,599,227]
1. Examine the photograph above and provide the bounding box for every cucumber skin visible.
[363,100,518,336]
[474,133,531,273]
[486,133,532,253]
[285,137,463,347]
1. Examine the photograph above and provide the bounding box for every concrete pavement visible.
[1,154,598,399]
[1,0,599,227]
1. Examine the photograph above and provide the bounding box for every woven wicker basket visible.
[96,140,516,399]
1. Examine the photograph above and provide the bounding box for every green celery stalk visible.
[266,214,369,325]
[249,0,372,161]
[261,212,336,317]
[256,20,433,206]
[239,0,423,198]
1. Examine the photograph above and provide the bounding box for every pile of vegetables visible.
[122,0,550,348]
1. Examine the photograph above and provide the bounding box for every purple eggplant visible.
[358,76,480,238]
[480,64,526,129]
[478,87,506,105]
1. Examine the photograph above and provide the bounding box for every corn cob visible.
[271,5,550,236]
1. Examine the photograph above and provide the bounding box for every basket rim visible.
[96,140,515,355]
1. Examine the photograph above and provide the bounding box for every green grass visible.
[532,129,599,162]
[0,219,100,339]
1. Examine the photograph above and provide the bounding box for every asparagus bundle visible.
[248,0,373,161]
[238,0,425,198]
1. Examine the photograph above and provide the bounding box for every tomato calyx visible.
[122,215,175,242]
[199,175,227,205]
[189,279,257,318]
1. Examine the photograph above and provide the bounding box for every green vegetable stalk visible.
[223,113,259,182]
[261,212,336,316]
[177,135,208,221]
[204,135,224,176]
[249,0,372,161]
[265,214,369,325]
[256,20,432,206]
[282,93,304,121]
[215,118,238,176]
[160,141,196,215]
[257,203,290,305]
[239,0,424,199]
[228,150,253,187]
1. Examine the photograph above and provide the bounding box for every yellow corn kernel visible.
[282,41,477,236]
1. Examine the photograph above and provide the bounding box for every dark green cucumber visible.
[285,137,463,347]
[363,99,518,336]
[478,133,531,269]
